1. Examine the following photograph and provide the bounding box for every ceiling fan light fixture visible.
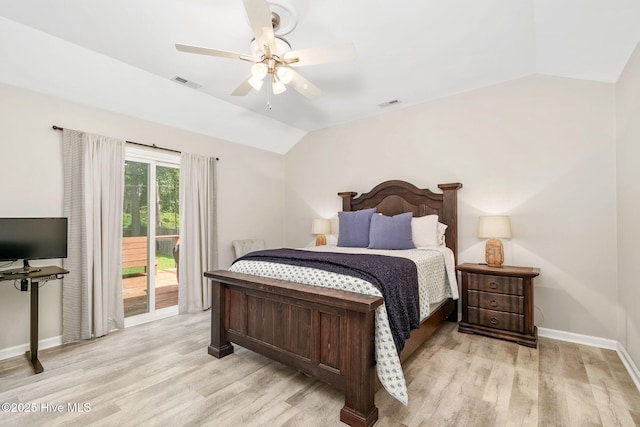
[176,0,354,103]
[248,75,264,91]
[272,78,287,95]
[251,62,268,79]
[276,66,293,84]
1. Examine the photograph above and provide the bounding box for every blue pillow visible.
[368,212,415,250]
[337,208,377,247]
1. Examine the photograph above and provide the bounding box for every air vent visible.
[378,99,401,108]
[171,75,202,90]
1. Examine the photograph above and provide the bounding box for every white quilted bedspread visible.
[229,245,458,405]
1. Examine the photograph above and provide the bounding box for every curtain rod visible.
[52,125,219,160]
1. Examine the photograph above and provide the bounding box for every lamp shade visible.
[478,216,511,239]
[276,66,293,84]
[312,218,331,235]
[272,79,287,95]
[248,75,264,91]
[251,62,268,79]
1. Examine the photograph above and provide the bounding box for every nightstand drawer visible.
[468,307,524,333]
[468,273,523,296]
[467,290,524,314]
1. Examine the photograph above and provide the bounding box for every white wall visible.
[616,41,640,371]
[285,74,619,340]
[0,82,285,351]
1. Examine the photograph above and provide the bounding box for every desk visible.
[0,266,69,373]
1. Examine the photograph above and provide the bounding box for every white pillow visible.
[411,215,439,247]
[438,222,448,246]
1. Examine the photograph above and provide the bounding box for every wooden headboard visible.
[338,180,463,262]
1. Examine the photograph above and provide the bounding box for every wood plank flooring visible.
[1,311,638,426]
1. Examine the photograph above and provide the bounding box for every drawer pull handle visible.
[490,299,498,307]
[490,317,499,325]
[489,281,497,289]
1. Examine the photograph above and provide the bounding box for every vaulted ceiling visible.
[1,0,638,153]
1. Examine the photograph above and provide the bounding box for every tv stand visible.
[2,267,42,275]
[3,260,43,275]
[0,266,68,374]
[3,260,42,275]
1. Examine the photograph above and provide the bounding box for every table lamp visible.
[312,218,331,246]
[478,215,511,267]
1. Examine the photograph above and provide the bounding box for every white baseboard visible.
[538,327,640,392]
[538,327,618,350]
[0,335,62,362]
[617,342,640,392]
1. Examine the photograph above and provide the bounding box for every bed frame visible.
[204,180,462,426]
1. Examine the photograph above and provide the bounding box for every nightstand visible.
[457,263,540,348]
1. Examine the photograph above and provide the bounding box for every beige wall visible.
[0,82,285,350]
[616,42,640,370]
[285,74,618,340]
[2,67,635,366]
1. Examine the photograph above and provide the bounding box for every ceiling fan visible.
[175,0,356,101]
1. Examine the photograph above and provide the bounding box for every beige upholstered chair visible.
[232,239,266,259]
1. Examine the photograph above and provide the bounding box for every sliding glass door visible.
[122,160,151,317]
[155,165,180,311]
[122,148,180,325]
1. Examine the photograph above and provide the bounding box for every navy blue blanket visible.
[233,248,420,355]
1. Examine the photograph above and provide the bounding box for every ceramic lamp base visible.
[485,239,504,267]
[315,235,327,246]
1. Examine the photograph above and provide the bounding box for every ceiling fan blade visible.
[175,43,253,62]
[231,78,254,96]
[283,43,356,67]
[243,0,275,53]
[288,69,322,100]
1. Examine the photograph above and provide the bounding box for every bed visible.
[204,180,462,426]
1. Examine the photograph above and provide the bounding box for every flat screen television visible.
[0,217,68,273]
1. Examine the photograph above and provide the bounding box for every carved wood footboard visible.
[205,269,384,426]
[205,269,456,426]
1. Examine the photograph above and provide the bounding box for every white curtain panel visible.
[178,153,218,313]
[62,129,125,342]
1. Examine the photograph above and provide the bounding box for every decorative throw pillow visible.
[368,212,415,250]
[337,208,377,247]
[411,215,440,247]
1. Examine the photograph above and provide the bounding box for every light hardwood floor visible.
[1,311,639,426]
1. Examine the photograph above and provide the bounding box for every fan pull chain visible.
[267,77,272,109]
